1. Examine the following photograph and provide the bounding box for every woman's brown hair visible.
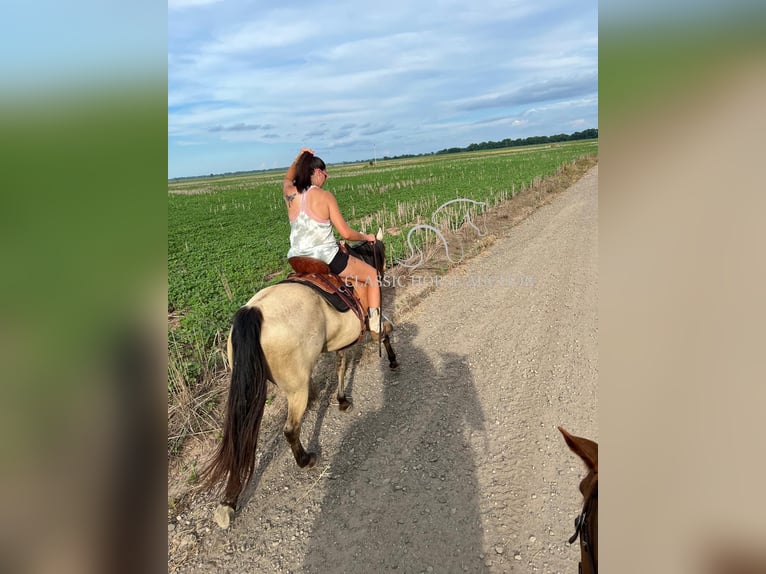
[293,152,326,192]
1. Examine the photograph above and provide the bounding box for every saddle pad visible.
[280,276,356,313]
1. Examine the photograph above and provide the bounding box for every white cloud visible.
[203,20,319,55]
[168,0,223,11]
[168,0,598,176]
[522,97,599,116]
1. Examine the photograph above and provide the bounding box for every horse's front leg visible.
[335,350,351,411]
[371,319,398,369]
[383,333,398,369]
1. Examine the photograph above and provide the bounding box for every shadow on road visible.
[301,322,488,573]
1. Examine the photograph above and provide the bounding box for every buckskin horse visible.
[201,231,396,528]
[559,427,598,574]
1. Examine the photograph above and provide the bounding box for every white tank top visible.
[287,186,339,263]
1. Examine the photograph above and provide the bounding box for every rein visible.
[568,486,597,574]
[373,241,382,357]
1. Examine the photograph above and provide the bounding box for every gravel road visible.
[169,166,598,574]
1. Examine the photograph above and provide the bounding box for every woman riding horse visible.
[199,151,398,527]
[283,148,384,334]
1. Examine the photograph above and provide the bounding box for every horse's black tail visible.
[200,306,268,508]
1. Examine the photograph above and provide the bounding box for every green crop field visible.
[168,140,597,399]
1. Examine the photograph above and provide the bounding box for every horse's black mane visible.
[347,240,385,272]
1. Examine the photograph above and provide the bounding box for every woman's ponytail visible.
[294,152,326,192]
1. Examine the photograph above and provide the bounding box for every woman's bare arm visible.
[326,192,374,242]
[283,148,313,207]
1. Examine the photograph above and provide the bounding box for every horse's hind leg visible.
[307,376,318,407]
[335,350,351,411]
[283,387,317,468]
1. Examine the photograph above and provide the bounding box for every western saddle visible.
[284,255,368,338]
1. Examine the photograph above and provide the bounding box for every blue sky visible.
[168,0,598,179]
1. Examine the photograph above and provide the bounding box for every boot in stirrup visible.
[367,308,382,334]
[368,308,394,340]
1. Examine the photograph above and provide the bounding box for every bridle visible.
[568,483,597,574]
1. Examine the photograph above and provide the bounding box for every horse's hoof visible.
[389,359,399,370]
[214,504,235,529]
[338,397,352,411]
[298,451,318,468]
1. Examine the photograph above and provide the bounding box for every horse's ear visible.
[558,427,598,473]
[376,227,384,241]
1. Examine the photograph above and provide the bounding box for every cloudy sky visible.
[168,0,597,178]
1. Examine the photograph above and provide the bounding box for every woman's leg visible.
[339,256,380,308]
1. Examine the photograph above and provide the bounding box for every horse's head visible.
[347,227,386,276]
[559,426,598,574]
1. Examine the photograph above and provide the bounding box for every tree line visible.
[372,128,597,162]
[434,128,598,155]
[170,128,598,180]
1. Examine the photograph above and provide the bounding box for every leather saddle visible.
[281,256,367,336]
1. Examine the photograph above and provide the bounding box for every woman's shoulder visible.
[311,186,335,199]
[308,186,335,214]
